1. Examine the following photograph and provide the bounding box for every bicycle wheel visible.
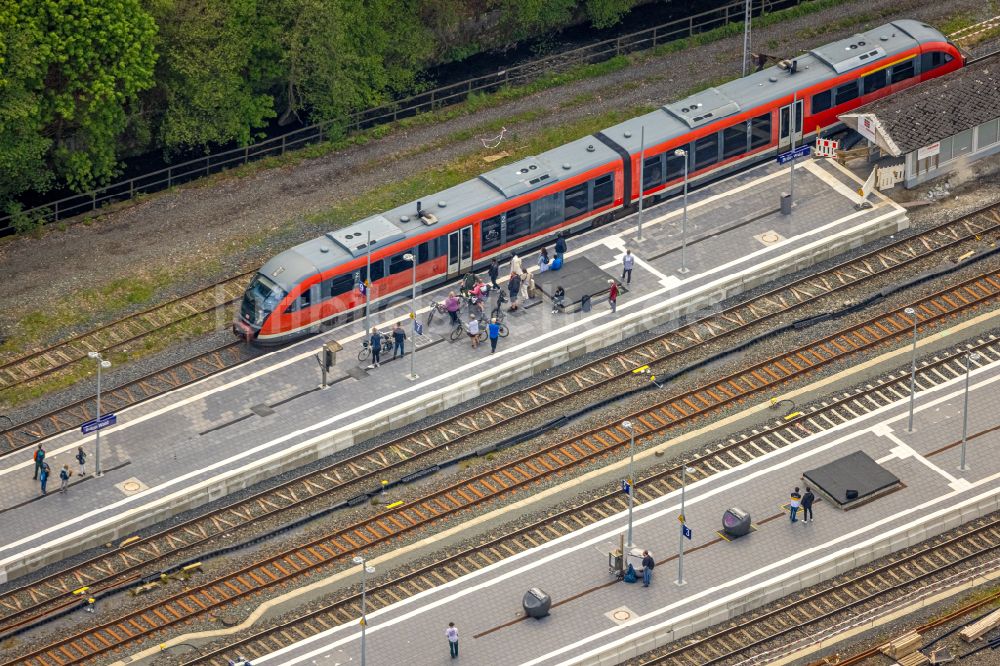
[478,330,487,342]
[450,325,464,342]
[357,346,370,362]
[498,323,509,337]
[426,309,435,326]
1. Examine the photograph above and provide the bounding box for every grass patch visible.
[938,13,977,36]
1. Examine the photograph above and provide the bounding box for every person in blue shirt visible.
[369,327,382,368]
[488,318,501,354]
[39,462,50,495]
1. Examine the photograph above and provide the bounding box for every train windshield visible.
[241,273,286,326]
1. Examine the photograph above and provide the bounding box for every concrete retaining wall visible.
[1,208,906,583]
[576,490,1000,666]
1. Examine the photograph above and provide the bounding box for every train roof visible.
[601,20,946,154]
[260,136,619,290]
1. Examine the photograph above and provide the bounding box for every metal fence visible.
[0,0,802,235]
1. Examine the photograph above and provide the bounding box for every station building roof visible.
[839,57,1000,155]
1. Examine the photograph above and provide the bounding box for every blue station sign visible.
[81,413,116,434]
[777,144,811,164]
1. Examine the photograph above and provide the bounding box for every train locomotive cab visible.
[234,272,286,341]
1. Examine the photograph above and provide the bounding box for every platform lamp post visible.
[959,351,980,472]
[676,465,694,586]
[905,307,918,432]
[363,230,372,338]
[622,420,636,548]
[352,555,376,666]
[87,351,111,477]
[403,252,418,380]
[674,148,690,274]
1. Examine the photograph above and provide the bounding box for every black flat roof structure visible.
[533,257,621,312]
[803,451,901,509]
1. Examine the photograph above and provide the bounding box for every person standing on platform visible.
[391,321,406,360]
[789,487,802,523]
[33,444,45,480]
[801,487,815,523]
[446,291,461,325]
[488,317,501,354]
[509,254,523,279]
[446,622,459,658]
[508,272,522,311]
[39,462,50,495]
[488,258,500,289]
[608,279,619,313]
[622,249,635,285]
[519,270,531,303]
[538,247,550,273]
[466,314,480,349]
[555,233,567,264]
[76,446,87,476]
[641,550,655,587]
[368,327,382,368]
[59,465,71,493]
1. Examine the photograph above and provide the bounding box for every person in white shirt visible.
[467,315,480,349]
[622,249,635,284]
[446,622,459,658]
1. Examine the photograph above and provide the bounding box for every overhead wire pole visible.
[742,0,752,76]
[364,230,372,336]
[789,91,798,204]
[637,125,645,240]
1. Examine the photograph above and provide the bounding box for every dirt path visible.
[1,0,991,344]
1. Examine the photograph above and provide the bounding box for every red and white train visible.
[236,19,962,344]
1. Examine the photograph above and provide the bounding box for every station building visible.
[838,57,1000,188]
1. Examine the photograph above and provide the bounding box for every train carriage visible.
[236,19,962,344]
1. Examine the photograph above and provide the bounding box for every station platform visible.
[0,157,906,585]
[245,345,1000,666]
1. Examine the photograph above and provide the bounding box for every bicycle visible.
[426,300,448,326]
[450,315,508,341]
[358,333,394,361]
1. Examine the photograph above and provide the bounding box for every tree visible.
[585,0,638,29]
[150,0,275,153]
[0,0,157,199]
[273,0,432,130]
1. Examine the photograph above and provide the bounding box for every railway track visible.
[181,336,1000,666]
[635,516,1000,666]
[6,270,998,666]
[0,205,997,638]
[0,272,250,392]
[2,203,998,460]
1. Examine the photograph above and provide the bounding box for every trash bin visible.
[722,507,752,538]
[780,193,792,215]
[581,294,591,312]
[522,587,551,619]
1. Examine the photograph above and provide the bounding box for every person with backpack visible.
[39,462,51,495]
[789,487,802,523]
[641,550,655,587]
[76,447,87,476]
[538,247,550,273]
[508,272,522,311]
[59,465,71,493]
[554,233,567,264]
[33,444,45,480]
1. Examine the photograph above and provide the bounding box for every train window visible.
[361,260,385,283]
[722,122,748,159]
[592,174,614,209]
[920,51,952,73]
[750,115,771,149]
[693,133,719,171]
[890,58,915,84]
[812,90,832,114]
[417,241,430,263]
[664,146,689,181]
[388,251,413,275]
[953,128,973,157]
[564,183,588,220]
[506,204,532,241]
[643,155,664,190]
[481,215,502,251]
[532,192,563,231]
[863,69,887,95]
[325,274,354,298]
[834,81,858,106]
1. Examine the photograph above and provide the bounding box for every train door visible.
[447,226,473,278]
[778,99,803,151]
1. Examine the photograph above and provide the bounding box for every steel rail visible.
[6,271,998,666]
[0,205,996,634]
[184,338,1000,665]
